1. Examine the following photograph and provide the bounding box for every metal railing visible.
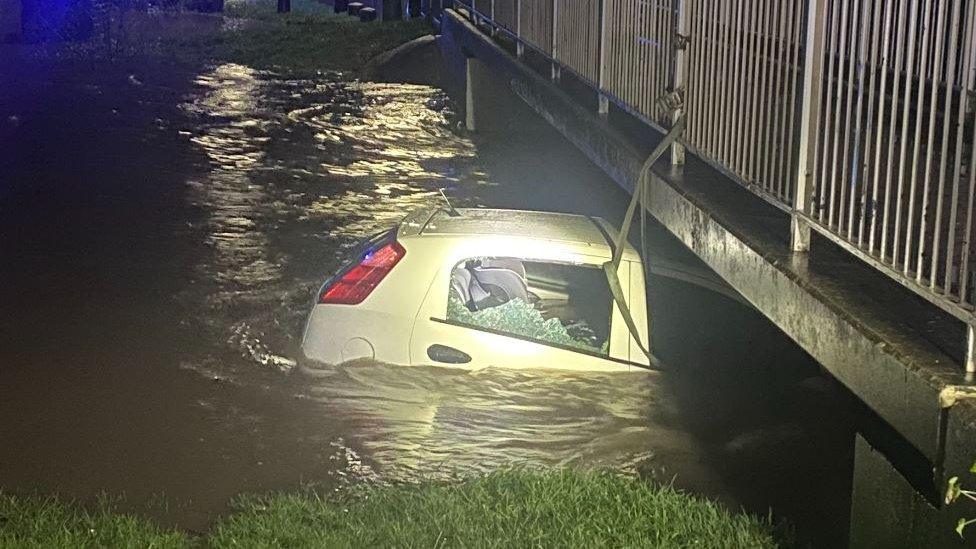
[804,0,976,315]
[452,0,976,367]
[684,0,806,205]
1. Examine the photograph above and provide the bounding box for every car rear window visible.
[446,257,613,355]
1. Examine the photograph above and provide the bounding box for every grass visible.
[0,494,188,548]
[1,469,782,548]
[161,0,432,74]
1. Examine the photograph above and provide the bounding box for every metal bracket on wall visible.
[656,88,684,118]
[673,33,690,51]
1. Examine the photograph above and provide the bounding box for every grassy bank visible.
[1,469,780,548]
[0,494,188,548]
[160,0,431,74]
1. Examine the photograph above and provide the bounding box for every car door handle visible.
[427,344,472,364]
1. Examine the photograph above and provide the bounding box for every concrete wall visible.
[319,0,418,20]
[1,0,21,42]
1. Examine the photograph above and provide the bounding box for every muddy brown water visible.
[1,56,853,546]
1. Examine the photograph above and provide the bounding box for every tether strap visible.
[604,117,686,369]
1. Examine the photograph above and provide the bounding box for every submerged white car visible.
[300,206,651,373]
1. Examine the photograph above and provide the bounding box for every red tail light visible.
[319,241,406,305]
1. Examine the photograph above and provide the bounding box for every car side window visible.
[446,257,613,355]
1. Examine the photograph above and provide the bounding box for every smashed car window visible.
[447,258,613,354]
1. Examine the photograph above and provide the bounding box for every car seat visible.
[450,260,529,311]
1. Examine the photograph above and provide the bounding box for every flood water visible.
[1,55,853,546]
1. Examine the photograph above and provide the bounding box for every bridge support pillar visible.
[463,54,512,133]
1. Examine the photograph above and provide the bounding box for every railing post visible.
[550,0,562,82]
[516,0,525,58]
[490,0,497,35]
[968,325,976,375]
[597,0,609,115]
[671,0,689,165]
[792,0,828,252]
[551,0,561,81]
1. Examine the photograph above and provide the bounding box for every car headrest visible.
[470,266,529,304]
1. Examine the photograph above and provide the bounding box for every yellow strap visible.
[603,117,685,369]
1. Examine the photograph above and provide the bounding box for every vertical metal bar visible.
[611,0,620,103]
[685,0,695,142]
[770,0,790,200]
[648,0,656,119]
[902,0,935,275]
[713,0,723,156]
[868,0,894,254]
[662,0,671,121]
[649,0,656,117]
[691,0,705,146]
[856,1,880,245]
[597,0,608,113]
[959,116,976,305]
[965,321,976,374]
[621,0,630,108]
[881,0,910,261]
[710,0,723,157]
[632,0,640,109]
[675,0,701,144]
[925,0,958,288]
[672,0,688,165]
[740,0,751,178]
[827,0,851,229]
[726,0,739,168]
[700,0,711,148]
[516,0,524,57]
[944,0,975,294]
[793,0,829,252]
[757,0,777,194]
[915,0,949,283]
[860,0,884,247]
[817,0,841,222]
[890,0,921,266]
[773,0,787,195]
[646,0,655,119]
[784,0,803,204]
[843,0,866,239]
[635,0,645,115]
[747,0,761,180]
[757,0,771,189]
[730,0,746,176]
[704,0,720,156]
[551,0,559,80]
[748,0,765,183]
[697,0,708,145]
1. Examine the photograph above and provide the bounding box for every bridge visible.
[429,0,976,545]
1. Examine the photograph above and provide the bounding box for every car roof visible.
[398,206,641,260]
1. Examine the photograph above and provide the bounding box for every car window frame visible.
[429,317,652,371]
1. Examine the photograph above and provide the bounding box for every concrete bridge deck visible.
[438,7,976,547]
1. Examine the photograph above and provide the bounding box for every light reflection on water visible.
[298,363,716,486]
[177,63,714,487]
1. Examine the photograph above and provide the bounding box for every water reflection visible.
[298,363,717,485]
